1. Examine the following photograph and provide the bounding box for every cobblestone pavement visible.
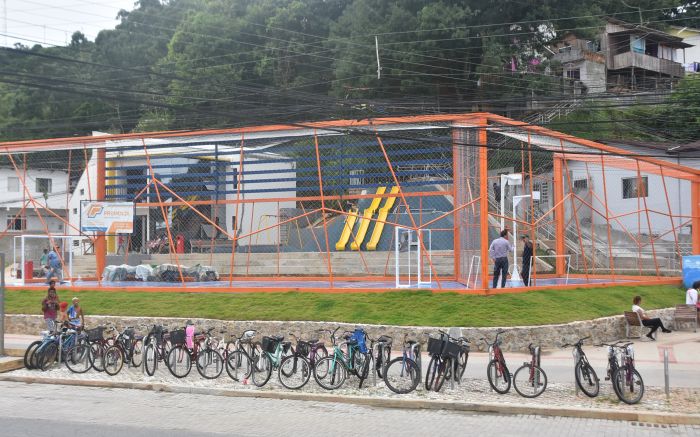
[0,381,698,437]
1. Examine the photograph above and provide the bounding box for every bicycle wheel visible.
[23,341,42,370]
[38,343,58,371]
[358,353,373,388]
[144,343,157,376]
[311,346,329,379]
[64,343,91,374]
[89,343,106,372]
[612,366,644,405]
[435,358,451,392]
[487,359,511,394]
[103,346,124,376]
[314,356,347,390]
[424,355,439,391]
[251,352,272,387]
[574,361,600,398]
[376,346,391,378]
[383,357,420,394]
[456,350,468,381]
[279,355,311,390]
[131,339,144,368]
[413,345,422,382]
[196,349,224,379]
[167,345,192,378]
[513,364,547,398]
[226,350,252,382]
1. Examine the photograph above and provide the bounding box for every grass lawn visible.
[5,284,684,327]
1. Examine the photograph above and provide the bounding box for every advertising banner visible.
[80,201,134,234]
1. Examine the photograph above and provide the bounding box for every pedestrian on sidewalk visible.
[41,282,59,332]
[632,295,672,341]
[489,229,513,288]
[686,281,700,322]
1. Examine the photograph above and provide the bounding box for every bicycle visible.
[425,331,468,392]
[358,335,392,388]
[103,326,144,376]
[24,330,53,370]
[482,330,511,394]
[600,341,644,404]
[225,330,257,382]
[513,343,547,398]
[382,333,422,394]
[167,327,221,379]
[313,327,368,390]
[143,324,171,376]
[32,326,85,372]
[562,336,599,397]
[277,333,314,389]
[250,334,293,387]
[86,325,118,372]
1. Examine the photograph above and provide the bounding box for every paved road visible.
[0,381,697,437]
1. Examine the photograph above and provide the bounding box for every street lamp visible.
[500,173,522,232]
[511,191,540,283]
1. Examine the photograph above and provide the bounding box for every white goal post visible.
[12,235,80,285]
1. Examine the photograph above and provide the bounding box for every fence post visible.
[664,348,670,399]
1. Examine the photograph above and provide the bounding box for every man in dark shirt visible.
[521,235,534,286]
[493,182,501,203]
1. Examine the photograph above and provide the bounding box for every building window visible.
[565,69,581,80]
[36,178,52,194]
[80,188,85,196]
[622,177,648,199]
[7,177,19,192]
[6,216,26,231]
[73,208,78,214]
[631,36,646,54]
[573,179,588,191]
[533,182,549,204]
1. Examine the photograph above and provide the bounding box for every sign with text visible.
[80,201,134,234]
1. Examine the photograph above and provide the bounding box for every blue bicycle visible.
[29,327,87,372]
[382,333,422,394]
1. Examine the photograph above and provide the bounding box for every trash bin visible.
[24,260,34,279]
[176,234,185,254]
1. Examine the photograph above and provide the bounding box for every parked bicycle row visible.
[22,324,644,404]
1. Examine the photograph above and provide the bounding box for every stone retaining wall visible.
[5,309,676,352]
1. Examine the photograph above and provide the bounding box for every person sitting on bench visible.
[632,295,671,340]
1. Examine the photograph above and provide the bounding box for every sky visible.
[1,0,138,47]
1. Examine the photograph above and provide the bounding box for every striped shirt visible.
[489,237,513,259]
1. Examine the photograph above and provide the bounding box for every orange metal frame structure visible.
[1,112,698,294]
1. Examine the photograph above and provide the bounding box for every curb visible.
[0,374,698,425]
[0,359,23,373]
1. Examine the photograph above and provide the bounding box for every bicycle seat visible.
[308,338,319,344]
[405,340,418,345]
[270,335,284,342]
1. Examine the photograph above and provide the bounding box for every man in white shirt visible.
[686,281,699,306]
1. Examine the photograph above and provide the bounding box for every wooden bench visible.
[190,239,233,253]
[623,311,650,339]
[673,304,698,332]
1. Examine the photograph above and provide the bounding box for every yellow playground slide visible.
[350,186,386,250]
[366,186,399,251]
[335,211,358,251]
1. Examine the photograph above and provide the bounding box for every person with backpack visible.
[41,282,59,332]
[45,248,63,284]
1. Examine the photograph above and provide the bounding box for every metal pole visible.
[664,348,670,399]
[0,253,4,356]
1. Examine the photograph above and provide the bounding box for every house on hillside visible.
[551,18,693,93]
[670,25,700,73]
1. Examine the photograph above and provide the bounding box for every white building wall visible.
[565,161,691,239]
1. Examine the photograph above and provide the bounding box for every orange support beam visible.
[478,119,490,290]
[95,148,107,280]
[553,157,565,276]
[693,181,700,254]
